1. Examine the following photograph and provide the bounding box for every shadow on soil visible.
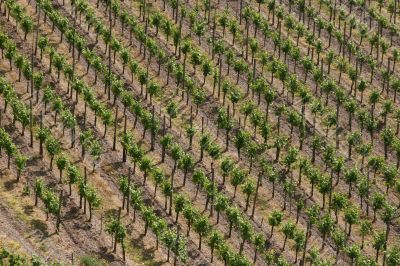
[23,204,34,215]
[31,219,50,237]
[4,179,17,191]
[129,235,163,266]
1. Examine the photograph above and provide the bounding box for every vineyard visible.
[0,0,399,265]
